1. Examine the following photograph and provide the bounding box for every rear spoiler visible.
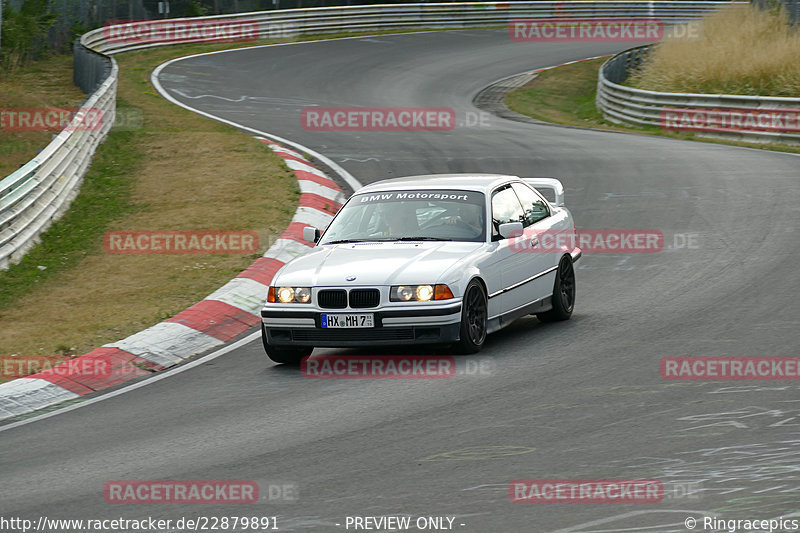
[522,177,565,207]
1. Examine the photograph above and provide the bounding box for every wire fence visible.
[751,0,799,22]
[12,0,473,53]
[12,0,419,64]
[4,0,766,58]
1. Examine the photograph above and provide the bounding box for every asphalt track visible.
[2,29,800,532]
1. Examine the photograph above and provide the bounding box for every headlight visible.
[294,287,311,303]
[269,286,312,304]
[390,284,454,302]
[416,285,434,301]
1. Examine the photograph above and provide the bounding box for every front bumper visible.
[261,302,462,347]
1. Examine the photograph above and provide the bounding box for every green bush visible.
[1,0,57,72]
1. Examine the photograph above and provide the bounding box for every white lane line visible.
[151,47,366,191]
[1,41,368,432]
[0,331,260,433]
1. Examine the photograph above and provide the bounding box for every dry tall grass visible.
[629,5,800,96]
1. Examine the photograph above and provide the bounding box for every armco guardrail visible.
[81,2,731,55]
[597,44,800,143]
[0,57,116,270]
[1,2,734,270]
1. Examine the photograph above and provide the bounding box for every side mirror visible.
[498,222,523,239]
[302,226,320,243]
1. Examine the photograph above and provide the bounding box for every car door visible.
[511,182,559,303]
[486,185,532,319]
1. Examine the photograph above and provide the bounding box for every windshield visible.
[319,189,487,244]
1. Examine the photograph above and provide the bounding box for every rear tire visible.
[454,280,488,354]
[537,255,575,322]
[261,324,312,364]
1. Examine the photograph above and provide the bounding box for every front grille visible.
[318,289,347,309]
[291,328,414,342]
[349,288,380,308]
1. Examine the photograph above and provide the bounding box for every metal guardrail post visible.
[0,40,116,270]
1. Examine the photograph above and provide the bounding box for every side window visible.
[512,183,550,227]
[491,186,525,239]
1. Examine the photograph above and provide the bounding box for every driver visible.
[445,203,483,236]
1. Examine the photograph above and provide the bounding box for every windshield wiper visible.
[395,236,453,241]
[325,237,453,244]
[323,239,380,245]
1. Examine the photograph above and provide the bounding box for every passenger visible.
[382,204,418,235]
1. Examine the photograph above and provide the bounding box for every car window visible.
[318,189,486,243]
[511,182,550,227]
[491,186,525,239]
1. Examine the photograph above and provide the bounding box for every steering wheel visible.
[422,210,458,228]
[427,217,478,237]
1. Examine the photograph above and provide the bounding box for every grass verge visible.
[0,55,87,177]
[504,59,608,128]
[505,58,800,155]
[0,41,305,358]
[0,26,481,376]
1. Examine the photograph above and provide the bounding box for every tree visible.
[0,0,57,71]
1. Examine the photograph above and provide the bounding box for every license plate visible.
[321,313,374,328]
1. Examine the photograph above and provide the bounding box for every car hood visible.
[273,241,484,287]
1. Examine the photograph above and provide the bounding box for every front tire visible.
[454,280,488,354]
[537,254,575,322]
[261,324,312,364]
